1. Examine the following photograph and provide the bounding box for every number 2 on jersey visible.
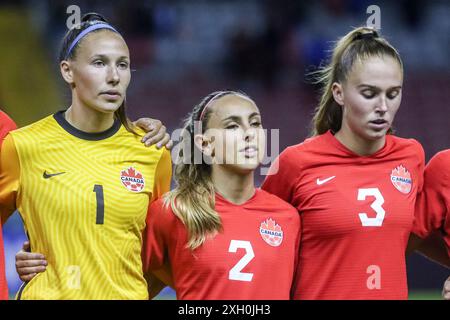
[358,188,385,227]
[228,240,254,282]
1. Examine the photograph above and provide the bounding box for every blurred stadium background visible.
[0,0,448,300]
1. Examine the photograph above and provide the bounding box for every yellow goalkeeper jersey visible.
[0,111,171,299]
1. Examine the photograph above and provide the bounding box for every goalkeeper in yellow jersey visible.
[0,13,171,300]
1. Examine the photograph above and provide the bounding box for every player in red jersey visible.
[411,150,450,300]
[412,150,450,256]
[262,27,448,300]
[142,90,300,300]
[0,109,17,300]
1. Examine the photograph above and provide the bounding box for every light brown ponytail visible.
[310,27,403,136]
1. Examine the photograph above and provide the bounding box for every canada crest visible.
[260,218,283,247]
[120,167,145,192]
[390,165,412,194]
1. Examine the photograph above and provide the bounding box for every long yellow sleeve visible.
[150,148,172,202]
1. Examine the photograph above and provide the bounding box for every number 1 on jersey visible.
[93,184,104,225]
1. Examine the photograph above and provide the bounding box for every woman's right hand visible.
[15,241,47,282]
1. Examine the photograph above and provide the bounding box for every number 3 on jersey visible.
[228,240,254,282]
[358,188,385,227]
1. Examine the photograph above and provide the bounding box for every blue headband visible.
[65,23,118,59]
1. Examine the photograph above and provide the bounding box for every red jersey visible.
[412,150,450,256]
[262,131,424,300]
[0,111,16,144]
[143,189,300,300]
[0,109,17,300]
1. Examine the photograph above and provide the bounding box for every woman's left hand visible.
[133,118,173,150]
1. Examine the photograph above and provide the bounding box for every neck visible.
[65,101,115,133]
[211,166,255,205]
[334,125,386,156]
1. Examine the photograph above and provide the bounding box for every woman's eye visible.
[93,60,105,67]
[251,122,261,127]
[387,91,399,99]
[225,124,238,130]
[118,62,129,69]
[362,90,375,99]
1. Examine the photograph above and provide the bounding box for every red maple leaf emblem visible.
[122,167,143,179]
[391,165,412,194]
[120,167,145,192]
[260,218,283,247]
[261,218,282,232]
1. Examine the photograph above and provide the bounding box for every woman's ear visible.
[332,82,344,106]
[60,60,74,85]
[194,134,214,158]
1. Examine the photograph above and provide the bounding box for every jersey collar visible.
[53,110,121,141]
